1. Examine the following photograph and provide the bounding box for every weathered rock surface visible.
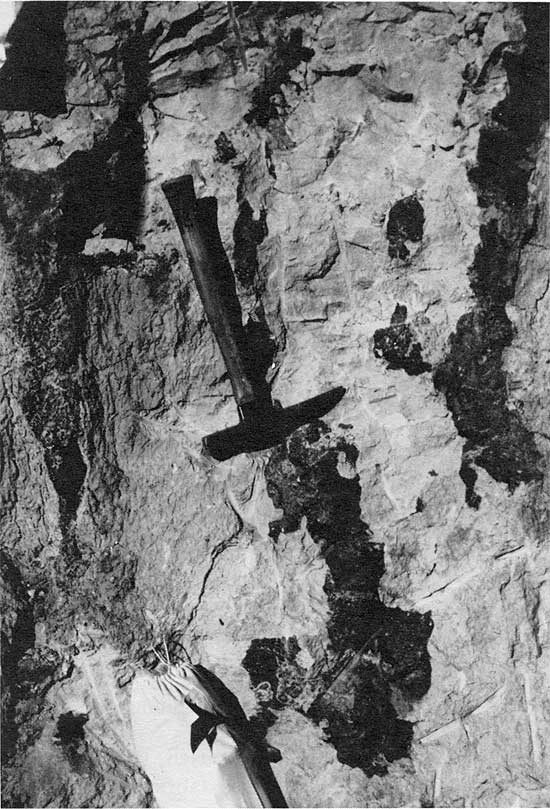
[0,2,548,807]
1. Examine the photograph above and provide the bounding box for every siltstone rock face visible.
[0,2,549,807]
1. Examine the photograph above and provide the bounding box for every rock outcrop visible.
[1,3,548,807]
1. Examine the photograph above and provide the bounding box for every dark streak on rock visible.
[243,308,278,390]
[243,637,304,711]
[244,28,314,127]
[231,159,281,398]
[0,2,67,116]
[1,553,66,800]
[149,20,230,73]
[374,304,431,376]
[264,141,277,179]
[313,63,365,78]
[54,712,89,772]
[385,90,414,103]
[233,199,268,288]
[57,17,150,252]
[0,17,159,653]
[214,131,238,163]
[473,42,509,91]
[0,168,90,529]
[254,2,323,18]
[459,459,482,510]
[234,2,322,40]
[1,552,35,767]
[158,6,205,49]
[243,424,432,777]
[434,6,548,504]
[387,195,425,260]
[51,438,87,529]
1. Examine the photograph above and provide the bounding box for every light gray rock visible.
[0,2,548,807]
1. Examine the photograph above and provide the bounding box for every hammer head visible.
[203,386,346,461]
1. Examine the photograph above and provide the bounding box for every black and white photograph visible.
[0,1,548,807]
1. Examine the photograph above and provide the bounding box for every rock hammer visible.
[162,175,345,461]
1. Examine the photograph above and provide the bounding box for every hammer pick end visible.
[203,386,346,461]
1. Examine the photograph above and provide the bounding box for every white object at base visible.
[131,670,263,808]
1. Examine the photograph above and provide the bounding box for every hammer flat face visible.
[204,386,346,461]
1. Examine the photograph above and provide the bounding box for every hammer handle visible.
[163,176,256,409]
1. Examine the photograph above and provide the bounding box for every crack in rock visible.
[434,5,548,504]
[373,304,432,376]
[0,2,67,116]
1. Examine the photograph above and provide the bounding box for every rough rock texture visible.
[0,2,549,807]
